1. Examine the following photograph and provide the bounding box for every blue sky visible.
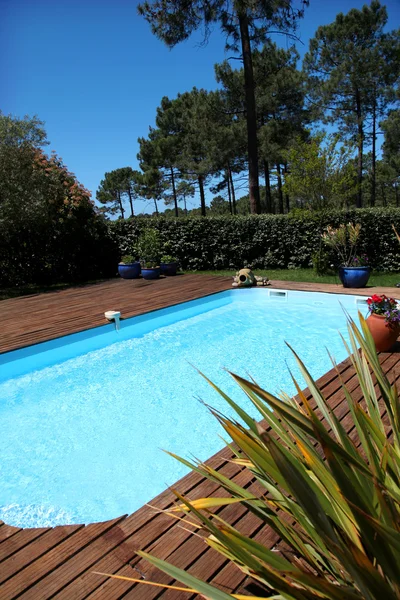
[2,0,400,214]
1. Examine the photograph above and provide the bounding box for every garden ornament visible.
[232,268,270,288]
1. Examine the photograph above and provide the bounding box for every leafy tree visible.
[0,113,93,224]
[283,135,357,210]
[208,195,231,215]
[304,1,400,208]
[96,167,141,218]
[0,113,48,222]
[138,96,185,217]
[132,167,168,215]
[138,0,309,214]
[382,109,400,175]
[138,89,224,216]
[0,113,116,286]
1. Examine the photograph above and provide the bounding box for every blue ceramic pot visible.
[141,267,161,280]
[118,262,141,279]
[338,266,371,288]
[160,262,178,276]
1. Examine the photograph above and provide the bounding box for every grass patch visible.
[187,269,400,288]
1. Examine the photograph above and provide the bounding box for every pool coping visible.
[2,274,399,357]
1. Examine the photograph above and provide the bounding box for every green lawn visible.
[187,269,400,288]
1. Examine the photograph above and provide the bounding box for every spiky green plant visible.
[97,313,400,599]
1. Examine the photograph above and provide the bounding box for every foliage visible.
[367,294,400,326]
[311,249,330,276]
[137,228,162,267]
[109,208,400,272]
[304,1,400,208]
[100,314,400,599]
[138,0,309,213]
[120,255,135,264]
[283,135,357,210]
[0,113,118,287]
[96,167,139,218]
[322,223,362,267]
[160,254,177,264]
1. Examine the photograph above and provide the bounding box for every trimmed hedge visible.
[3,208,400,289]
[0,214,119,288]
[109,208,400,272]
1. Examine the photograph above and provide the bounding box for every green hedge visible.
[0,214,119,288]
[3,208,400,289]
[109,208,400,272]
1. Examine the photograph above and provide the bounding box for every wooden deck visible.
[1,274,400,599]
[0,275,231,354]
[1,274,399,355]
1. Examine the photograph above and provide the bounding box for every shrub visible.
[109,208,400,272]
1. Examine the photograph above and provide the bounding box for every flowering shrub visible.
[367,294,400,326]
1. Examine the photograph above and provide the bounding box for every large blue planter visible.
[141,267,161,280]
[118,262,141,279]
[160,262,178,276]
[338,266,371,288]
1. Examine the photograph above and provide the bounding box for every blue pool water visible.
[0,289,367,528]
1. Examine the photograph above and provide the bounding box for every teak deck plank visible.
[2,275,400,599]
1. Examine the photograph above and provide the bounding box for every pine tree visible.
[138,0,308,214]
[304,1,400,208]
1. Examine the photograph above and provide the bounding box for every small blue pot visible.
[118,262,141,279]
[160,262,178,276]
[338,266,371,288]
[141,267,161,280]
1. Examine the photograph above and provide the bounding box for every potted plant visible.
[138,228,161,280]
[160,254,179,276]
[366,294,400,351]
[322,223,371,288]
[118,255,141,279]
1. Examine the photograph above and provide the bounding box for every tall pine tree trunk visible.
[154,199,159,215]
[371,95,376,207]
[198,175,206,216]
[355,87,364,208]
[283,162,290,213]
[381,183,386,207]
[228,165,237,215]
[117,190,125,219]
[276,163,284,214]
[127,188,134,217]
[170,167,178,217]
[237,8,260,215]
[263,159,272,213]
[226,169,233,214]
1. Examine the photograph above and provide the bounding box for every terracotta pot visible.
[366,313,400,352]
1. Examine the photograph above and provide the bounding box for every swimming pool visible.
[0,289,367,528]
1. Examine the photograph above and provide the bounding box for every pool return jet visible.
[104,310,121,331]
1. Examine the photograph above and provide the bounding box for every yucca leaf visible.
[171,496,258,512]
[320,439,400,581]
[135,552,238,600]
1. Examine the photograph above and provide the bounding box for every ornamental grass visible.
[97,312,400,600]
